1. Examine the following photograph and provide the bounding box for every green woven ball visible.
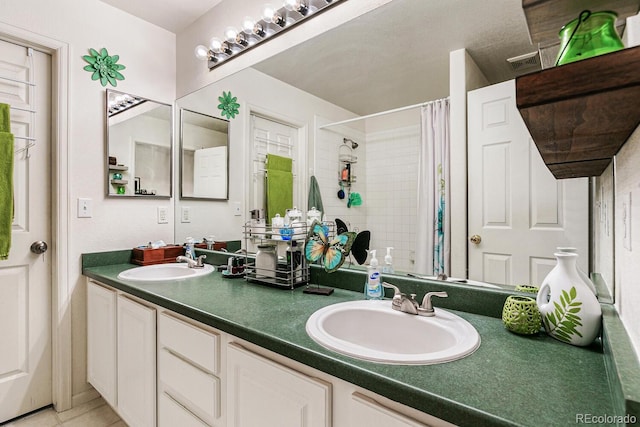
[515,284,539,294]
[502,296,541,335]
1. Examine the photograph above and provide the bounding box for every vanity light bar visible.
[195,0,343,70]
[107,93,145,116]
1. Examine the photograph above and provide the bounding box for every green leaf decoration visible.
[543,286,584,343]
[82,47,126,87]
[217,91,240,119]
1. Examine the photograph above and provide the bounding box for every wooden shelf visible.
[516,45,640,179]
[522,0,639,45]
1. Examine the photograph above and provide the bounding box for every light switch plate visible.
[157,207,168,224]
[233,201,241,216]
[181,206,191,223]
[622,192,632,251]
[77,198,92,218]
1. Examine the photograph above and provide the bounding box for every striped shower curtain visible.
[415,98,450,276]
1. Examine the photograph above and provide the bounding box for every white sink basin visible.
[117,263,214,282]
[306,300,480,365]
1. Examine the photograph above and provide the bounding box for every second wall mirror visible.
[180,108,229,200]
[106,89,173,198]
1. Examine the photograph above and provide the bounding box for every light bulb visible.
[224,27,238,43]
[194,44,209,60]
[262,3,276,20]
[209,37,223,52]
[262,3,285,26]
[242,16,255,32]
[283,0,307,15]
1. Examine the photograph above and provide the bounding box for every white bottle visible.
[382,247,394,274]
[364,250,383,300]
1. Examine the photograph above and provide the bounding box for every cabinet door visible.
[117,295,156,427]
[227,343,330,427]
[86,281,117,407]
[349,393,428,427]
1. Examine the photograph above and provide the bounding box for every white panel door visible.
[468,80,588,286]
[249,114,300,214]
[0,40,52,422]
[227,343,330,427]
[193,146,227,199]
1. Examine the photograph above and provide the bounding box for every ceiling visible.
[98,0,222,33]
[101,0,536,115]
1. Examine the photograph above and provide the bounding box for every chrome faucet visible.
[382,282,448,317]
[418,291,448,317]
[176,254,207,268]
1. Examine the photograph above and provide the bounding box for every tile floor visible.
[2,397,125,427]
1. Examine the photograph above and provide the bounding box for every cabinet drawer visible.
[158,392,209,427]
[158,348,220,424]
[158,312,219,374]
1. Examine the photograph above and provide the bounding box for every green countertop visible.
[83,252,620,427]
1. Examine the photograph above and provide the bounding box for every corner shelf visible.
[110,179,128,185]
[108,164,128,171]
[516,45,640,179]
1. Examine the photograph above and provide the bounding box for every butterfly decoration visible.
[305,220,356,273]
[335,218,371,265]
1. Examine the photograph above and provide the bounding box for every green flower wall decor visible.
[218,91,240,119]
[82,48,126,87]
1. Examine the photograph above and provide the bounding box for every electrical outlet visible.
[181,206,191,223]
[233,201,241,216]
[622,192,632,251]
[157,207,168,224]
[77,198,92,218]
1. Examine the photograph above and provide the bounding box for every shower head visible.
[343,138,359,149]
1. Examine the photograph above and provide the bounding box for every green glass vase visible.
[556,10,624,66]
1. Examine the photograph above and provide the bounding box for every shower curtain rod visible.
[318,97,449,129]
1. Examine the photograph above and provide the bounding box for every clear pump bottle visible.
[382,247,394,274]
[364,250,383,300]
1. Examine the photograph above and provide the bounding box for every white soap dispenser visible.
[382,247,394,274]
[364,250,383,300]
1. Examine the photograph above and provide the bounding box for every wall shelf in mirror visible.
[108,165,128,171]
[516,45,640,179]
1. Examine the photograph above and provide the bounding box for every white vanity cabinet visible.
[226,343,331,427]
[157,311,222,427]
[349,393,430,427]
[86,280,157,427]
[86,280,117,406]
[86,280,451,427]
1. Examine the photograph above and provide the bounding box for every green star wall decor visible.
[82,48,126,87]
[218,91,240,119]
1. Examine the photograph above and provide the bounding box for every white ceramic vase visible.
[557,247,597,296]
[536,252,601,347]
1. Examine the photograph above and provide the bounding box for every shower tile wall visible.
[365,125,420,273]
[315,128,368,242]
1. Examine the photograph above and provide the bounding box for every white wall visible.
[1,0,176,403]
[175,67,360,242]
[614,127,640,356]
[449,49,489,278]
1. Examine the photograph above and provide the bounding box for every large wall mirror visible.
[175,0,616,301]
[106,89,172,198]
[180,109,229,200]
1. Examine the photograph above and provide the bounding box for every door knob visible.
[469,235,482,245]
[30,241,48,254]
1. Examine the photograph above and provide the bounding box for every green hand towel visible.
[266,169,293,220]
[0,103,14,260]
[266,154,292,172]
